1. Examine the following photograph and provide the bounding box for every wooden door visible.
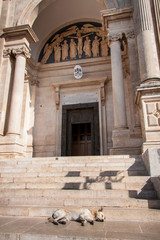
[72,123,91,156]
[61,103,100,156]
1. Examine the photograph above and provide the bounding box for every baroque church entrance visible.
[61,103,100,156]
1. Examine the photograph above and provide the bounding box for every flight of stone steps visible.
[0,155,160,221]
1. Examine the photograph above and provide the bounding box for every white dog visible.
[48,207,105,226]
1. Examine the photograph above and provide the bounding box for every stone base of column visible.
[0,135,25,158]
[110,128,142,155]
[135,84,160,153]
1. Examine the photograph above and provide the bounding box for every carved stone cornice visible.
[3,24,38,44]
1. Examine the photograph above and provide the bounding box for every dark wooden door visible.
[72,123,91,156]
[61,103,100,156]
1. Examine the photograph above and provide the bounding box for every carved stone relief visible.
[146,102,160,127]
[39,22,109,64]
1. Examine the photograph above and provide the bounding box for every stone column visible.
[7,47,30,135]
[134,0,160,83]
[110,34,127,129]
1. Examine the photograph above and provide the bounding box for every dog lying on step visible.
[48,207,105,226]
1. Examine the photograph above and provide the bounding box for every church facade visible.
[0,0,159,162]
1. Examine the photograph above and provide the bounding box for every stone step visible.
[0,155,142,163]
[0,197,160,208]
[0,179,155,192]
[0,205,160,220]
[0,175,151,186]
[0,192,159,207]
[0,188,157,199]
[1,162,145,173]
[0,169,148,178]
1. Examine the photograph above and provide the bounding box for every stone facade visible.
[0,0,159,159]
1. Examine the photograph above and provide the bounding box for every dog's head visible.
[96,207,105,222]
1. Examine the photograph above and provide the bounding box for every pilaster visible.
[133,0,160,152]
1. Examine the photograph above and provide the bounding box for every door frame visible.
[61,102,100,156]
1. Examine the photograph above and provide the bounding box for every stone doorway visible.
[61,103,100,156]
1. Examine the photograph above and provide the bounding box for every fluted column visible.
[110,34,127,129]
[134,0,160,83]
[7,47,30,135]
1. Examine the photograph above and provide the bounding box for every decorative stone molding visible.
[55,87,60,110]
[100,82,105,106]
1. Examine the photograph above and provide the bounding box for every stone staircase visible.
[0,155,160,221]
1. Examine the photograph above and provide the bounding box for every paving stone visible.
[0,217,159,240]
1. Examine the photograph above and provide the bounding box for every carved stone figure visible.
[83,37,91,57]
[76,32,83,58]
[41,43,53,64]
[70,39,77,59]
[62,40,68,61]
[54,43,61,63]
[92,36,100,57]
[101,36,108,57]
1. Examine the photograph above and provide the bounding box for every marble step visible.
[0,188,157,199]
[0,155,142,164]
[0,178,153,191]
[0,193,159,207]
[0,168,148,179]
[0,204,160,219]
[0,175,152,187]
[0,161,146,170]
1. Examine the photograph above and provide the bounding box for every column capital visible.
[12,47,31,59]
[109,33,122,42]
[3,47,31,59]
[30,76,39,87]
[125,30,135,40]
[3,48,11,58]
